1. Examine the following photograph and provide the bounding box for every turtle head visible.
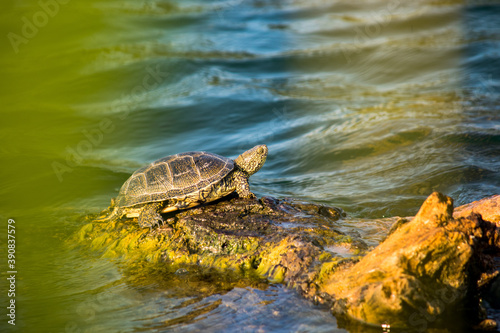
[235,144,268,176]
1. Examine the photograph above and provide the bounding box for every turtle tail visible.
[95,206,123,223]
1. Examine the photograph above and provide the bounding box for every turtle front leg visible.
[233,170,256,199]
[138,202,164,230]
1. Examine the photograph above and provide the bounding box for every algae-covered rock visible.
[75,195,356,297]
[75,192,500,331]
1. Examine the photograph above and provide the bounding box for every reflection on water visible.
[1,0,499,332]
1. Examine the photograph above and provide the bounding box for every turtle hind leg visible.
[138,202,164,230]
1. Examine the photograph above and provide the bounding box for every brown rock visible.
[474,319,498,331]
[454,195,500,225]
[321,192,500,329]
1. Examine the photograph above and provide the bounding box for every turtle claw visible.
[138,202,165,230]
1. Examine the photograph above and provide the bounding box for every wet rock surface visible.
[454,194,500,225]
[77,194,358,294]
[322,192,500,330]
[75,192,500,331]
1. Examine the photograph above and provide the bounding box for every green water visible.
[1,0,499,332]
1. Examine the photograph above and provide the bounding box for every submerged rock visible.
[75,192,500,330]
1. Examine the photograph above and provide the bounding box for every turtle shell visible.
[116,151,234,208]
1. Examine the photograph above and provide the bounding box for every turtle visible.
[96,144,268,229]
